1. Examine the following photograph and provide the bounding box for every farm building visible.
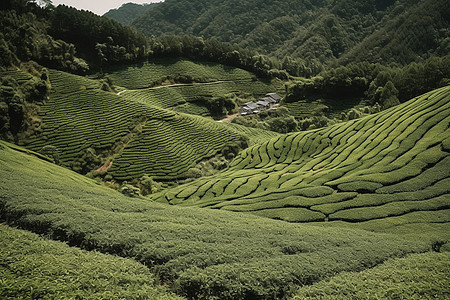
[240,93,281,115]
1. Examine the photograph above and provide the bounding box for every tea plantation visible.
[103,58,255,89]
[0,140,440,299]
[18,68,277,181]
[153,86,450,239]
[1,67,449,299]
[119,79,279,117]
[0,226,181,300]
[292,251,450,299]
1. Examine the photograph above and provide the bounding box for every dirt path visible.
[220,112,240,123]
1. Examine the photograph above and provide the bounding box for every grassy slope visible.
[0,226,181,300]
[0,141,433,299]
[119,79,280,117]
[19,68,277,181]
[106,58,283,119]
[103,58,256,89]
[151,86,450,240]
[292,251,450,299]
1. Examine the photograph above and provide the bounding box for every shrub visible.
[186,167,203,178]
[266,116,298,133]
[120,182,141,197]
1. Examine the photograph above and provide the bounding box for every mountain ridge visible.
[118,0,449,67]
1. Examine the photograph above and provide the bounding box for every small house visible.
[260,96,276,104]
[239,93,282,115]
[240,101,259,115]
[266,93,281,102]
[256,100,271,108]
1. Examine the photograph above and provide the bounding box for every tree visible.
[379,81,400,109]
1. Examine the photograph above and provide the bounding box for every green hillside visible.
[0,226,181,300]
[339,0,450,65]
[293,251,450,299]
[103,58,256,89]
[0,140,440,299]
[128,0,449,67]
[20,68,238,180]
[6,65,278,181]
[103,2,156,25]
[103,58,282,119]
[152,86,450,238]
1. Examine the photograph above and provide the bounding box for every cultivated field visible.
[103,58,255,89]
[22,69,277,180]
[0,226,181,299]
[0,140,436,299]
[152,86,450,240]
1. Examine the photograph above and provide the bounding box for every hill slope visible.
[152,86,450,237]
[20,68,240,180]
[128,0,449,66]
[2,61,279,181]
[0,225,181,299]
[103,2,156,25]
[0,140,436,299]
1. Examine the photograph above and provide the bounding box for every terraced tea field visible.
[23,69,277,180]
[292,251,450,299]
[0,140,439,299]
[120,79,279,117]
[103,58,255,89]
[152,86,450,237]
[2,62,448,299]
[0,226,181,299]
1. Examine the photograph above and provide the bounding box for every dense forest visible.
[0,0,148,72]
[118,0,449,71]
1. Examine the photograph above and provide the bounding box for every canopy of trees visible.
[113,0,449,71]
[1,1,148,72]
[285,55,450,107]
[103,2,156,26]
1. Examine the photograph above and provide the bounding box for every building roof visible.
[260,96,276,103]
[266,93,281,101]
[245,102,258,110]
[256,100,271,107]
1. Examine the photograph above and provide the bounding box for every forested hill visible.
[124,0,449,67]
[0,0,148,73]
[103,2,156,26]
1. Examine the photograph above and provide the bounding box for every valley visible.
[1,0,449,299]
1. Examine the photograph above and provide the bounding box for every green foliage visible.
[119,182,141,198]
[147,34,286,78]
[0,225,181,300]
[49,5,147,67]
[104,2,156,26]
[0,7,90,72]
[293,252,450,300]
[286,56,450,108]
[126,0,448,72]
[340,0,450,65]
[205,96,236,118]
[379,80,400,109]
[0,67,49,141]
[266,116,298,133]
[232,107,302,134]
[0,1,147,72]
[0,141,433,299]
[22,69,253,181]
[152,86,450,241]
